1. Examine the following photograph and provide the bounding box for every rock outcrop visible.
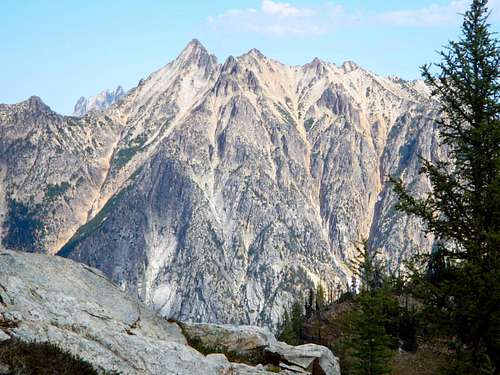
[73,86,126,117]
[0,40,443,329]
[181,323,340,374]
[0,248,339,374]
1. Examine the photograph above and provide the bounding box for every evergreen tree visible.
[392,0,500,372]
[305,288,315,319]
[347,241,397,375]
[279,300,305,345]
[350,288,395,375]
[290,300,305,341]
[316,283,326,311]
[351,240,385,293]
[279,310,296,345]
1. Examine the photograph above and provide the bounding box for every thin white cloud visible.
[207,1,324,37]
[207,0,498,37]
[376,1,469,27]
[261,0,314,17]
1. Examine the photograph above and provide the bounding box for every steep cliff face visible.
[0,40,441,329]
[0,249,340,374]
[0,97,121,254]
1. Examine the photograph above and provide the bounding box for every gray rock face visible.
[0,96,121,254]
[0,40,442,329]
[73,85,126,117]
[181,323,340,374]
[0,249,336,374]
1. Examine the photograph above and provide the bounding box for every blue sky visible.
[1,0,499,115]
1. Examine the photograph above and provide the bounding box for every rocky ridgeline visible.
[0,40,444,329]
[73,86,126,117]
[0,249,339,374]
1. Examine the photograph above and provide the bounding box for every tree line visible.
[280,1,499,374]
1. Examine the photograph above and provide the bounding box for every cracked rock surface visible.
[0,40,444,329]
[0,248,339,374]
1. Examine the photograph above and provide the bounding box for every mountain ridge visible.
[73,85,126,117]
[0,40,442,329]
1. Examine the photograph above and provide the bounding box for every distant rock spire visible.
[72,86,126,117]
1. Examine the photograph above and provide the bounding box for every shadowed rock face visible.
[0,40,443,329]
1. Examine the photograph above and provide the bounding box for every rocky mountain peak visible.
[303,57,330,75]
[309,57,324,66]
[244,48,266,60]
[115,85,125,96]
[175,39,217,70]
[26,95,50,112]
[341,60,360,73]
[0,42,441,332]
[221,55,238,73]
[72,85,126,116]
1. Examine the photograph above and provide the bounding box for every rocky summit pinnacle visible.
[0,40,443,330]
[72,85,126,116]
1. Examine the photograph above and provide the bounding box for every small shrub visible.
[45,182,71,201]
[0,339,98,375]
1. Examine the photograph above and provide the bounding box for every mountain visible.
[0,248,340,374]
[0,39,443,329]
[72,85,126,116]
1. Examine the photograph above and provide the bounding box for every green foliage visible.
[0,339,103,375]
[391,1,500,372]
[113,147,139,169]
[279,300,305,345]
[265,364,281,373]
[112,134,147,171]
[305,288,315,319]
[344,242,397,375]
[304,118,315,131]
[316,283,326,311]
[58,188,127,257]
[350,240,385,293]
[279,310,295,344]
[45,181,71,201]
[350,289,395,375]
[2,197,43,252]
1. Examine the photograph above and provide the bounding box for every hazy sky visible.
[1,0,499,114]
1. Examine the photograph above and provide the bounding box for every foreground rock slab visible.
[181,323,340,374]
[0,249,339,374]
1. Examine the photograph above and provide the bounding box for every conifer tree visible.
[290,300,305,341]
[350,290,395,375]
[348,242,396,375]
[279,300,305,345]
[305,288,315,319]
[279,310,296,345]
[316,283,326,311]
[392,0,500,372]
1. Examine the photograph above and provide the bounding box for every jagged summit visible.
[27,95,48,107]
[178,38,207,57]
[243,48,266,59]
[188,38,204,49]
[303,57,332,75]
[249,48,264,56]
[0,41,439,330]
[175,39,217,69]
[72,85,125,117]
[341,60,360,73]
[309,57,325,66]
[8,95,53,113]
